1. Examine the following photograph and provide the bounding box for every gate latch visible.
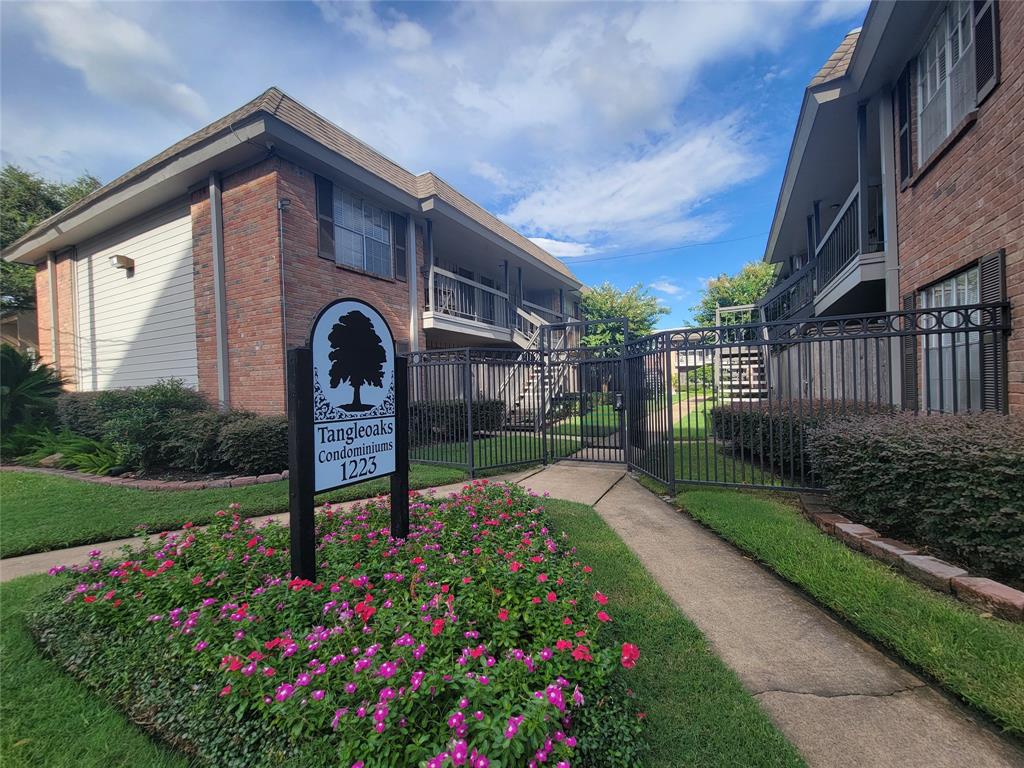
[614,392,624,412]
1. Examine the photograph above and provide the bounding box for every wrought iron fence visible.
[405,303,1011,491]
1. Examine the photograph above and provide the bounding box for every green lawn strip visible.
[676,488,1024,736]
[0,464,467,559]
[0,575,189,768]
[543,498,805,768]
[550,404,620,437]
[411,435,580,469]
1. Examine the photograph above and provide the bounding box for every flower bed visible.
[29,481,644,768]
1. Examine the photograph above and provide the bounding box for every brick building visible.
[2,89,582,414]
[758,0,1020,413]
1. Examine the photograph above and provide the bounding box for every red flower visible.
[546,591,557,603]
[555,639,574,651]
[572,644,593,662]
[621,642,640,669]
[83,595,96,603]
[246,536,259,549]
[497,609,509,622]
[354,600,376,623]
[220,685,232,697]
[597,610,612,623]
[431,618,446,636]
[594,591,608,605]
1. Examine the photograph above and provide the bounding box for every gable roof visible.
[4,87,578,284]
[810,27,861,88]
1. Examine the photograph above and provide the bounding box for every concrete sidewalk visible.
[0,469,540,582]
[514,465,1023,768]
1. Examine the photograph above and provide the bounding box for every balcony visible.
[759,183,886,322]
[423,266,574,348]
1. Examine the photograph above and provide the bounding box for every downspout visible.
[407,215,419,351]
[878,89,902,403]
[209,172,230,409]
[46,251,59,373]
[278,197,291,354]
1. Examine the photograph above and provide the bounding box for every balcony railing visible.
[760,258,816,323]
[429,266,511,328]
[815,184,885,291]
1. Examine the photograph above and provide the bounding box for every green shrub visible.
[161,410,252,474]
[410,399,506,446]
[0,344,63,432]
[217,415,289,476]
[710,400,890,481]
[809,413,1024,585]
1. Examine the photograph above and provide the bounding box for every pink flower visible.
[594,591,608,605]
[597,610,612,623]
[546,592,557,603]
[572,644,592,662]
[497,609,509,622]
[431,618,445,636]
[621,642,640,669]
[219,684,232,697]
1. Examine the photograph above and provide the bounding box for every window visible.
[314,176,408,279]
[916,1,976,165]
[918,265,980,412]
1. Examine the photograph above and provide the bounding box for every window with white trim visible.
[916,1,975,165]
[919,265,980,412]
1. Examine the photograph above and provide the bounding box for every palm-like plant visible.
[0,344,64,432]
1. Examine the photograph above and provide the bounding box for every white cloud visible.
[317,1,432,51]
[529,238,595,259]
[470,160,518,193]
[650,278,683,297]
[502,114,764,245]
[808,0,869,27]
[21,2,206,122]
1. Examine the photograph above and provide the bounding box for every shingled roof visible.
[810,27,861,87]
[5,87,577,283]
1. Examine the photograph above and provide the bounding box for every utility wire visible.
[564,231,769,264]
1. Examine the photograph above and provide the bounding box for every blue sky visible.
[1,0,867,328]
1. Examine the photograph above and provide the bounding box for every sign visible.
[287,298,410,581]
[309,299,396,493]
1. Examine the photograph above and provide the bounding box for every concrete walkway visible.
[515,464,1024,768]
[0,470,539,582]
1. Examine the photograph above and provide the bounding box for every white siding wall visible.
[74,201,198,390]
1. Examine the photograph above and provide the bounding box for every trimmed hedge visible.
[710,400,890,481]
[217,415,289,476]
[809,413,1024,585]
[56,380,206,440]
[410,399,505,446]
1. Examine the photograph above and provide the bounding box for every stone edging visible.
[799,494,1024,623]
[0,464,288,491]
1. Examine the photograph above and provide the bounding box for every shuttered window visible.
[978,249,1007,412]
[973,0,1000,103]
[392,213,408,282]
[314,175,406,279]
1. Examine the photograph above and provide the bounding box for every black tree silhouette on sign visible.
[328,310,387,412]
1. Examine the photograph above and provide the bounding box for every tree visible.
[579,282,669,347]
[328,310,387,412]
[1,164,102,314]
[690,261,776,326]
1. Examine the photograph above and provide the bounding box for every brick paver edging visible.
[0,464,288,491]
[800,494,1024,623]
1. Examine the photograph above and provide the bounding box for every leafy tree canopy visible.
[1,164,102,314]
[690,261,776,326]
[579,282,669,347]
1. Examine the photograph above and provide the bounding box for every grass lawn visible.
[0,575,189,768]
[675,488,1024,737]
[545,498,804,767]
[550,404,620,438]
[411,435,580,470]
[0,463,467,559]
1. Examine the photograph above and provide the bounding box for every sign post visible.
[287,298,407,582]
